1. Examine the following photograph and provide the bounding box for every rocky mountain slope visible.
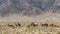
[0,0,60,22]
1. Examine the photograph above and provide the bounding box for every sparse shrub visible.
[47,33,50,34]
[57,32,60,34]
[49,24,54,26]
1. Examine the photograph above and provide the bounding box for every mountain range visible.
[0,0,60,22]
[0,0,59,16]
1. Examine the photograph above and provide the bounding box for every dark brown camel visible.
[41,23,48,27]
[27,22,38,27]
[15,22,21,26]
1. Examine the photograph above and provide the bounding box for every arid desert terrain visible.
[0,0,60,34]
[0,22,60,34]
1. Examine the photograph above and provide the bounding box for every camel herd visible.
[7,22,59,29]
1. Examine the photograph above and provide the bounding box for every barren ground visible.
[0,22,60,34]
